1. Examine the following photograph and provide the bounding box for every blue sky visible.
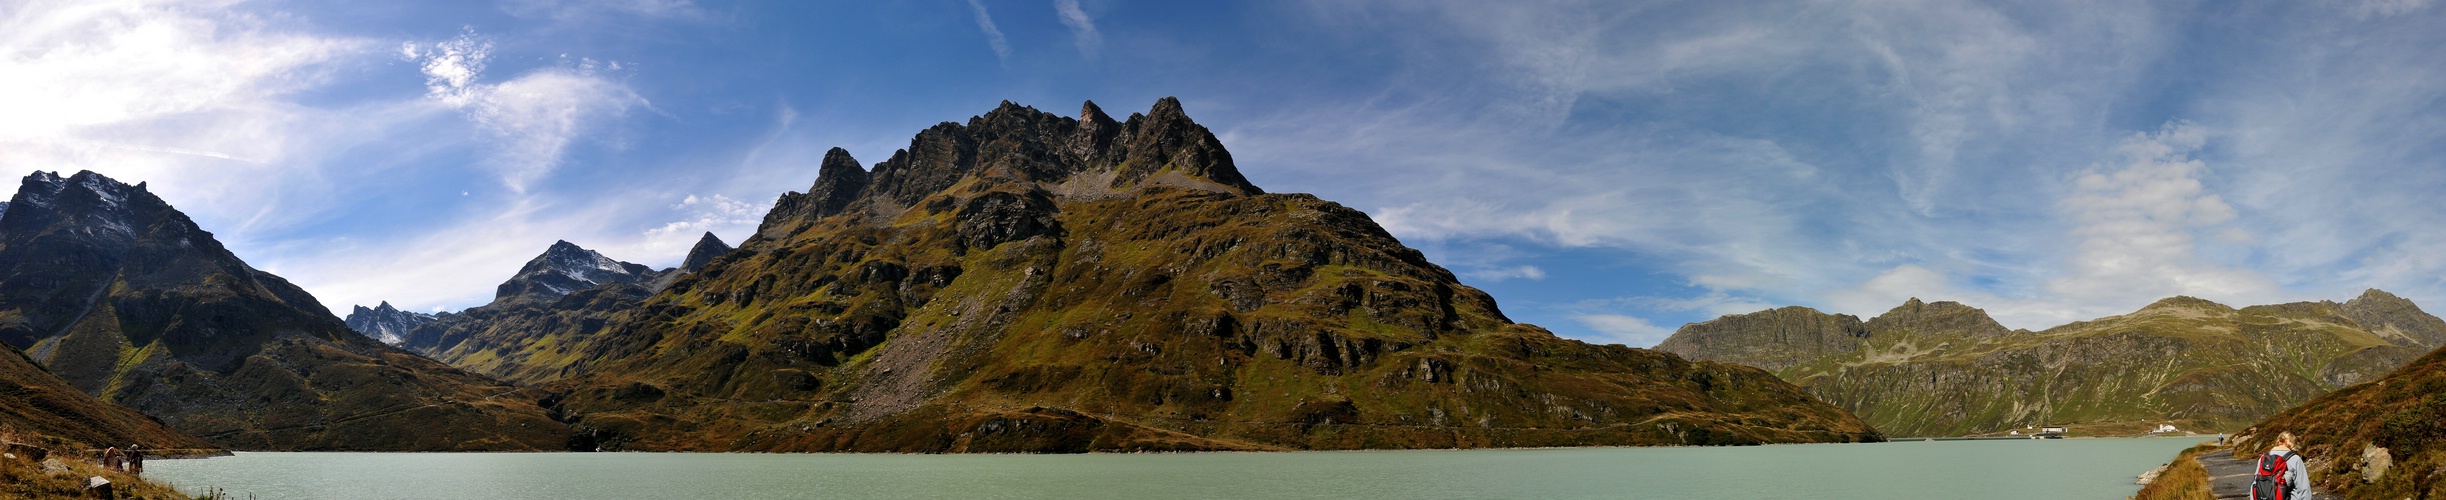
[5,1,2446,347]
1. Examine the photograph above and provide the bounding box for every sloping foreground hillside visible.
[521,98,1880,451]
[0,171,566,450]
[1658,293,2440,437]
[2234,342,2446,498]
[1,340,213,452]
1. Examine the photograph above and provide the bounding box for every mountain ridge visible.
[1656,291,2443,437]
[0,170,568,451]
[500,98,1881,452]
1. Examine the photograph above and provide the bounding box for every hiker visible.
[127,444,143,476]
[100,446,122,471]
[2252,431,2312,500]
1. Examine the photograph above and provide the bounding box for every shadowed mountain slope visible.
[0,340,213,451]
[0,171,567,451]
[514,98,1879,452]
[1658,293,2441,438]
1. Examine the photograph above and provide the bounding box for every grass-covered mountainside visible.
[1657,292,2443,438]
[2233,342,2446,498]
[1,340,213,452]
[498,98,1880,452]
[0,171,567,451]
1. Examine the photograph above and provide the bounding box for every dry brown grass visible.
[1,446,201,499]
[2130,442,2220,500]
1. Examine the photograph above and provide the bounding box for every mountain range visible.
[0,171,566,450]
[1656,292,2444,437]
[344,302,434,345]
[347,234,732,385]
[348,98,1881,451]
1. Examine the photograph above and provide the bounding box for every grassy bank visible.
[2131,442,2221,500]
[2,447,202,499]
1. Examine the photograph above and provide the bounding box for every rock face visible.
[387,241,680,386]
[0,171,568,451]
[343,301,436,345]
[2241,341,2446,498]
[523,98,1880,452]
[0,340,213,451]
[1656,293,2443,438]
[646,232,732,293]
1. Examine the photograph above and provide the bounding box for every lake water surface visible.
[145,437,2201,499]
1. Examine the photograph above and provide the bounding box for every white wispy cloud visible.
[1054,0,1102,59]
[500,0,706,21]
[639,193,767,255]
[0,0,380,230]
[2044,124,2275,307]
[966,0,1012,63]
[1460,265,1545,282]
[404,28,648,193]
[1569,314,1674,347]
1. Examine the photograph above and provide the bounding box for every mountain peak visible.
[2138,295,2235,314]
[1865,298,2008,337]
[756,98,1261,240]
[1080,100,1113,124]
[680,232,733,273]
[496,241,657,301]
[344,301,436,346]
[2341,288,2446,349]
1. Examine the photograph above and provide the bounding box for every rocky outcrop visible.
[1653,306,1869,372]
[0,171,567,451]
[1861,298,2011,338]
[646,232,734,294]
[343,301,436,345]
[532,99,1880,452]
[1657,292,2443,438]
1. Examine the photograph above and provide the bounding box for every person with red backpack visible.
[2251,431,2312,500]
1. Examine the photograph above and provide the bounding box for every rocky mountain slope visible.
[0,171,567,450]
[369,235,731,386]
[1656,292,2442,437]
[2233,340,2446,498]
[1,340,213,451]
[514,98,1879,452]
[343,302,435,345]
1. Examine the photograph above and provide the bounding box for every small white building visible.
[2154,424,2180,433]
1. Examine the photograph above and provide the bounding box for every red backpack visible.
[2249,450,2295,500]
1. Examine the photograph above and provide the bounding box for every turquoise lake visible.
[143,437,2203,499]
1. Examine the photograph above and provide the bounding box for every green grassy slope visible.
[1660,293,2438,438]
[518,99,1880,452]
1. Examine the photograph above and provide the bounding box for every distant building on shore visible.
[2036,426,2067,439]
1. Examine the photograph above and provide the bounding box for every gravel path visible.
[2199,450,2333,499]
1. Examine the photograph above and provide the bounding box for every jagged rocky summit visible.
[344,301,435,345]
[460,98,1883,452]
[359,233,732,385]
[0,171,567,451]
[1656,291,2445,438]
